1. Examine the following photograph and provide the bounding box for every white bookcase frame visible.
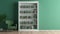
[18,1,39,31]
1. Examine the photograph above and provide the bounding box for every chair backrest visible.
[5,20,13,26]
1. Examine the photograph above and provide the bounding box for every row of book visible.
[20,10,37,13]
[20,3,37,8]
[20,15,37,19]
[20,25,37,29]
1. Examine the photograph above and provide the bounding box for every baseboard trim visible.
[39,30,60,31]
[18,30,60,31]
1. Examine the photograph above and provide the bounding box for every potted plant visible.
[0,14,8,31]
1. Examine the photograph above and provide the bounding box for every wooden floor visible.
[0,31,60,34]
[0,31,18,34]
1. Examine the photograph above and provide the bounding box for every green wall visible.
[0,0,37,23]
[0,0,60,30]
[39,0,60,30]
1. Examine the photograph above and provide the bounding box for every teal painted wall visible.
[39,0,60,30]
[1,0,60,30]
[0,0,37,23]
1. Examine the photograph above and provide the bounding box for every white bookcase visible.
[18,1,39,31]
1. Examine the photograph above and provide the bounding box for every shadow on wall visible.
[13,2,18,30]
